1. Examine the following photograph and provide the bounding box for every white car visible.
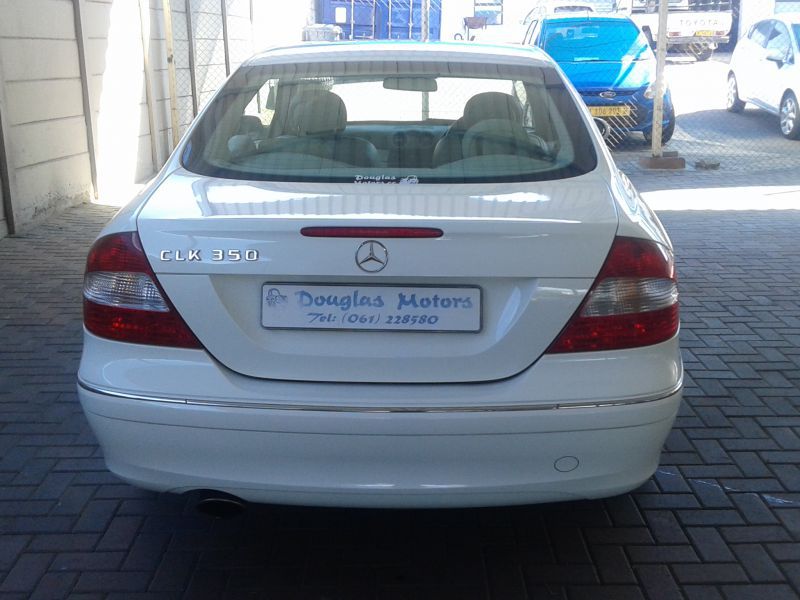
[728,14,800,139]
[78,42,682,509]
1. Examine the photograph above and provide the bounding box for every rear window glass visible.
[542,20,652,62]
[182,59,597,184]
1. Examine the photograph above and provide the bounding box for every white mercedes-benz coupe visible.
[78,42,682,508]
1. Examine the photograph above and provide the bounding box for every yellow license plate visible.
[589,105,631,118]
[695,30,714,36]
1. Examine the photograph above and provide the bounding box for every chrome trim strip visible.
[78,379,683,414]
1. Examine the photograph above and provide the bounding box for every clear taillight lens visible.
[83,232,202,348]
[580,278,678,317]
[83,272,170,312]
[547,237,679,353]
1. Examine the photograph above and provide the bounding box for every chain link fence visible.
[318,0,442,41]
[165,0,255,139]
[658,1,797,184]
[512,0,800,185]
[156,0,800,187]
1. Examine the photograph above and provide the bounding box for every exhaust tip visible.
[194,492,246,518]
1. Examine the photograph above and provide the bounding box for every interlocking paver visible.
[0,196,799,598]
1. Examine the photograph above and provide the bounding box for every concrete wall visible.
[0,0,172,233]
[0,0,94,230]
[0,0,316,239]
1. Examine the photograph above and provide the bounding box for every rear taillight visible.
[83,232,202,348]
[547,237,679,353]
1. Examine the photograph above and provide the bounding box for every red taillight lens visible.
[83,232,202,348]
[547,237,679,353]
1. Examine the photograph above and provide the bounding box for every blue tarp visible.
[318,0,442,41]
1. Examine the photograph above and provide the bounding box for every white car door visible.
[735,20,773,103]
[761,21,795,111]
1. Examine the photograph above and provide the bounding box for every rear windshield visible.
[543,20,652,62]
[182,59,597,184]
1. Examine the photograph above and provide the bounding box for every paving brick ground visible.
[1,195,800,599]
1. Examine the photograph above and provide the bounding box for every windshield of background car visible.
[542,19,652,62]
[182,59,598,184]
[792,24,800,48]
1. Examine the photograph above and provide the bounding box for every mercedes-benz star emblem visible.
[355,240,388,273]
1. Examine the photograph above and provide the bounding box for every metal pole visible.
[651,0,669,158]
[409,0,413,39]
[185,0,198,116]
[421,0,429,41]
[388,0,392,38]
[72,0,98,199]
[221,0,231,76]
[161,0,181,150]
[251,0,260,111]
[350,0,355,39]
[421,0,430,119]
[138,0,160,170]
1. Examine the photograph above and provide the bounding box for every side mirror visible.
[766,48,787,64]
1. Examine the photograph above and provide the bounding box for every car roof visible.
[245,41,554,69]
[543,13,635,23]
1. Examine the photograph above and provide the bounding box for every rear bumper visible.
[79,385,681,508]
[78,331,682,507]
[667,37,726,46]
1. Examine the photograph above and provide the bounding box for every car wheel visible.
[726,74,745,113]
[780,92,800,140]
[644,107,676,145]
[604,129,627,149]
[660,116,675,144]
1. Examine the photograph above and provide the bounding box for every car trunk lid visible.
[136,169,619,383]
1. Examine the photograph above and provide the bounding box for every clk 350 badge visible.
[159,249,259,262]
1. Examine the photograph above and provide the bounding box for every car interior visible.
[222,82,560,173]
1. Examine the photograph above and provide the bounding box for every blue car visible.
[523,13,675,143]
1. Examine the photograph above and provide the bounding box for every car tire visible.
[644,107,676,145]
[603,128,628,149]
[726,74,745,113]
[780,92,800,140]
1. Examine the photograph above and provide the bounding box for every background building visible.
[0,0,794,239]
[0,0,313,238]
